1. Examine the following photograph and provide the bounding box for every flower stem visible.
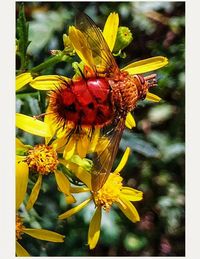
[30,53,71,73]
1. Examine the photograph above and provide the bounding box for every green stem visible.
[30,53,70,73]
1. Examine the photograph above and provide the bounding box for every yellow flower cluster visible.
[16,12,168,255]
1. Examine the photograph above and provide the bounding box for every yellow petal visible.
[77,135,90,159]
[65,194,76,204]
[88,127,100,153]
[26,174,42,210]
[57,125,69,138]
[103,12,119,51]
[68,26,94,69]
[16,113,52,137]
[16,138,26,149]
[116,198,140,223]
[44,108,58,144]
[16,241,30,256]
[51,136,66,152]
[146,91,161,102]
[16,138,31,155]
[88,207,102,250]
[30,75,70,90]
[120,187,143,201]
[59,198,91,219]
[54,170,71,195]
[70,186,90,193]
[23,228,65,242]
[16,72,33,91]
[113,147,131,174]
[67,162,92,188]
[16,160,29,210]
[125,112,136,129]
[122,56,168,74]
[63,138,76,160]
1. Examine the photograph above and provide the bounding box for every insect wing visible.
[91,118,125,192]
[75,12,119,76]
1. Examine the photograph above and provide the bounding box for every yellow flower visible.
[29,12,168,132]
[58,147,143,249]
[29,13,139,133]
[25,13,167,162]
[16,137,72,210]
[68,12,167,102]
[16,72,33,91]
[16,214,65,256]
[16,167,65,256]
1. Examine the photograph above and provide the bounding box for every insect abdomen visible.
[50,77,114,127]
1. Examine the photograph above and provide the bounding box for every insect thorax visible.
[109,72,148,115]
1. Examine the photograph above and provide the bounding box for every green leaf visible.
[121,131,160,158]
[16,3,30,71]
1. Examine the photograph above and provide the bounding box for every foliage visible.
[16,1,185,256]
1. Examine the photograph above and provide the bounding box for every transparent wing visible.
[75,12,119,76]
[91,118,125,192]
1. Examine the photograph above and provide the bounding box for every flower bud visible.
[63,33,74,54]
[113,26,133,53]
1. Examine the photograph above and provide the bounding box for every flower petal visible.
[16,138,26,149]
[16,160,29,210]
[113,147,131,174]
[16,241,30,256]
[146,91,161,102]
[26,174,42,210]
[23,228,65,242]
[120,187,143,201]
[65,195,76,204]
[116,198,140,223]
[58,197,91,219]
[69,26,94,69]
[103,12,119,51]
[77,135,90,158]
[16,113,52,137]
[51,137,66,152]
[16,72,33,91]
[44,106,60,144]
[54,170,71,195]
[70,186,90,193]
[16,138,31,155]
[88,127,100,153]
[63,138,76,160]
[122,56,168,74]
[66,161,92,188]
[125,112,136,129]
[88,206,102,250]
[16,155,26,162]
[30,75,70,90]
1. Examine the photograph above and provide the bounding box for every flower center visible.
[16,215,25,240]
[94,173,123,212]
[26,144,59,175]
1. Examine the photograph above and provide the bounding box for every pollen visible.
[26,144,59,175]
[16,215,25,240]
[94,173,123,212]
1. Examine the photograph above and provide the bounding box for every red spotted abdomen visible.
[49,77,114,127]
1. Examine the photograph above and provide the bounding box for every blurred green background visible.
[16,1,185,256]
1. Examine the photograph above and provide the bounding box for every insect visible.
[48,12,159,192]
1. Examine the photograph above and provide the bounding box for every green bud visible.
[113,26,133,53]
[63,33,74,54]
[70,155,93,172]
